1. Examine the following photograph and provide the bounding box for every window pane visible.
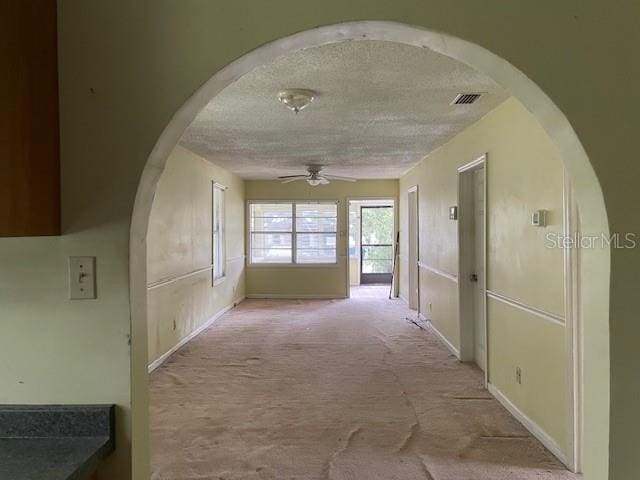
[251,203,293,232]
[251,233,292,248]
[362,259,393,273]
[213,186,225,280]
[251,233,292,264]
[296,203,337,232]
[297,233,337,263]
[297,233,336,249]
[362,245,393,260]
[297,249,336,263]
[361,245,393,273]
[361,207,393,244]
[251,248,292,263]
[251,216,292,232]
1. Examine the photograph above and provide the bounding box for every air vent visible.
[452,93,482,105]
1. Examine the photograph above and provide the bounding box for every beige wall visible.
[245,180,398,298]
[147,146,245,365]
[399,97,569,452]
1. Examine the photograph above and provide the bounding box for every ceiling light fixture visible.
[277,88,316,113]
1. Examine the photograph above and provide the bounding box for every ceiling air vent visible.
[452,93,483,105]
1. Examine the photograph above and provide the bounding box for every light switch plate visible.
[69,256,96,300]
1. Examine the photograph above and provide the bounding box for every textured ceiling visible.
[180,40,508,180]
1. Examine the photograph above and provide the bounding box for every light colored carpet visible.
[150,290,578,480]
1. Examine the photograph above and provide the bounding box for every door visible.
[458,155,486,372]
[472,167,486,369]
[360,206,394,284]
[408,188,419,310]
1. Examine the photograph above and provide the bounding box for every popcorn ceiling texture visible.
[150,288,576,479]
[180,41,508,180]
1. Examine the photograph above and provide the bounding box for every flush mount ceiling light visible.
[277,88,316,113]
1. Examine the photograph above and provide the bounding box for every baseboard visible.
[487,383,569,468]
[148,296,245,373]
[425,319,460,359]
[246,293,346,299]
[398,294,409,304]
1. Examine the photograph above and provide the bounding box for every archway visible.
[130,21,609,479]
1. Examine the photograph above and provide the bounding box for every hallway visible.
[150,292,577,480]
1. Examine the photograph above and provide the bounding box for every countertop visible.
[0,405,115,480]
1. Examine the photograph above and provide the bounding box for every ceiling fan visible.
[277,165,357,187]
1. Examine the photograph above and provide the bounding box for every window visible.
[212,183,226,282]
[249,201,338,265]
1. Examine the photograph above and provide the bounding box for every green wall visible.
[146,146,245,366]
[1,2,637,478]
[399,97,570,454]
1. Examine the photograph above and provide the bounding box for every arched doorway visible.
[130,21,609,479]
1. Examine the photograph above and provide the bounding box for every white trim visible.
[418,261,458,283]
[488,383,569,468]
[246,293,345,299]
[458,155,486,172]
[486,290,565,327]
[399,294,409,305]
[147,265,212,290]
[148,296,245,372]
[147,257,245,290]
[425,320,460,358]
[564,170,581,472]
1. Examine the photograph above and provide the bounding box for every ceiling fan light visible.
[307,178,322,186]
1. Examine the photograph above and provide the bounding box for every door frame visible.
[407,185,419,310]
[345,197,397,298]
[457,153,488,382]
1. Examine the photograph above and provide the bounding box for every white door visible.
[472,168,486,370]
[408,189,419,310]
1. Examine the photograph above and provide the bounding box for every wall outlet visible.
[516,366,522,384]
[428,302,433,313]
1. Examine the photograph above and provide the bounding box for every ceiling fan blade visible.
[281,177,307,184]
[322,175,357,182]
[277,175,308,179]
[319,177,330,185]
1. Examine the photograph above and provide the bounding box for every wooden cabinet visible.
[0,1,61,236]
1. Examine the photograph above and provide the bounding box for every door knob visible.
[470,273,478,282]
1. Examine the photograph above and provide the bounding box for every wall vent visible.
[452,93,483,105]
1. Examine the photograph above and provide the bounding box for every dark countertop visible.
[0,405,115,480]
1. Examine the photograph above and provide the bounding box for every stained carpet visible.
[150,288,578,480]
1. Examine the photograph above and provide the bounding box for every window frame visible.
[247,200,339,267]
[212,182,227,284]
